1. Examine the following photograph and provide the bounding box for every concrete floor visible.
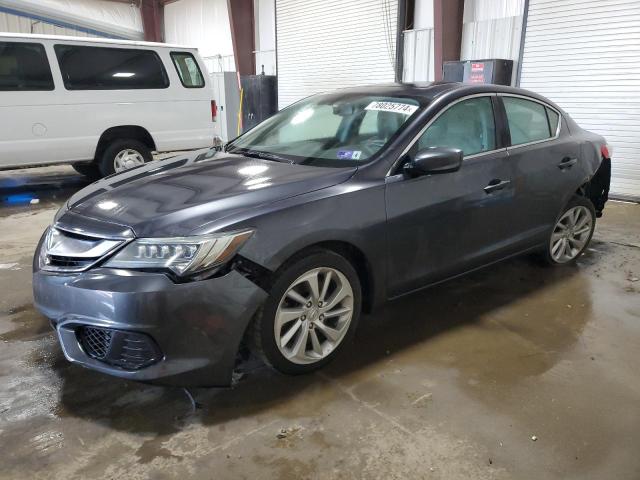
[1,165,639,480]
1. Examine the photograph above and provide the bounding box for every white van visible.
[0,33,215,178]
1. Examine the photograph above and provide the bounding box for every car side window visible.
[546,107,560,136]
[503,97,555,146]
[0,41,54,91]
[417,97,496,156]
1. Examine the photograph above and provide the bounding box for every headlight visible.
[104,229,253,276]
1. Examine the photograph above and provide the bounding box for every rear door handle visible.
[484,179,511,194]
[558,157,578,169]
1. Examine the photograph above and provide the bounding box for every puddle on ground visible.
[0,304,52,343]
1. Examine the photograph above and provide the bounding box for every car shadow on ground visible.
[37,250,591,436]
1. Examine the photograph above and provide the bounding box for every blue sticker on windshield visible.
[337,150,362,160]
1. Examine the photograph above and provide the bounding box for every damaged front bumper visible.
[32,265,267,387]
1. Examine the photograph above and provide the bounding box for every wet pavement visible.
[1,165,639,480]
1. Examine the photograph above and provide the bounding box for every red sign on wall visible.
[469,62,486,83]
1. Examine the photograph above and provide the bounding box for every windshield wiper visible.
[241,149,293,164]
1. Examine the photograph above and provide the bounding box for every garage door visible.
[519,0,640,199]
[276,0,399,109]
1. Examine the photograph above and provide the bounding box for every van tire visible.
[99,139,152,176]
[72,163,101,180]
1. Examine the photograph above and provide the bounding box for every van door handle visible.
[558,157,578,169]
[484,179,511,194]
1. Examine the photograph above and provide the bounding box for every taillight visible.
[601,143,611,159]
[211,100,218,122]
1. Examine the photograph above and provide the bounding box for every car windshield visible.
[226,94,421,167]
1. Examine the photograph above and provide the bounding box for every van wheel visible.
[72,163,101,180]
[248,250,362,375]
[99,139,152,176]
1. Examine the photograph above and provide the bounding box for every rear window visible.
[0,41,53,91]
[546,107,560,135]
[54,45,169,90]
[170,52,205,88]
[503,97,554,146]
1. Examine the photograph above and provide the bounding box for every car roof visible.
[0,32,197,51]
[326,82,560,109]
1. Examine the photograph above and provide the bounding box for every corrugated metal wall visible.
[402,0,434,82]
[0,10,98,37]
[276,0,399,109]
[519,0,640,199]
[0,0,143,39]
[461,0,524,83]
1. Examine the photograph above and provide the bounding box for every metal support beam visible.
[515,0,531,87]
[227,0,256,76]
[433,0,464,81]
[141,0,163,43]
[395,0,408,82]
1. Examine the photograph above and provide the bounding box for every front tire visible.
[544,196,596,265]
[98,139,152,176]
[249,250,362,375]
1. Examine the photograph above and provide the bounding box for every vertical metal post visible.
[395,0,408,82]
[515,0,531,87]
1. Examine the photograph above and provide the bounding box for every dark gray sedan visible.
[33,82,611,386]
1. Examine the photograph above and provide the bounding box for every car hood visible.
[60,151,357,237]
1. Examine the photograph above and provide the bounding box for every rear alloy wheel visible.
[249,251,361,374]
[546,197,596,265]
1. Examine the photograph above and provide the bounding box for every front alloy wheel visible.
[249,250,361,375]
[275,267,354,364]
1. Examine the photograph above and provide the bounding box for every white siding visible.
[519,0,640,199]
[164,0,234,64]
[403,0,434,82]
[254,0,276,75]
[276,0,398,109]
[0,10,97,37]
[0,0,143,39]
[461,0,525,84]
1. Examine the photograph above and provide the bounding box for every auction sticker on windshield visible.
[365,101,418,116]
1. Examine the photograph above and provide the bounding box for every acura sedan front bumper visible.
[32,265,267,387]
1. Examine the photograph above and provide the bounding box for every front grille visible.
[78,326,113,359]
[77,326,162,370]
[40,227,126,273]
[47,255,95,270]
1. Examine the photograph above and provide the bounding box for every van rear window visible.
[171,52,205,88]
[0,41,54,91]
[54,45,169,90]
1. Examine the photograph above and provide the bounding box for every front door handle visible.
[558,157,578,169]
[484,179,511,194]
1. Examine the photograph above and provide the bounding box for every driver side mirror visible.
[404,147,463,176]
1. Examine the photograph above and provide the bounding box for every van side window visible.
[0,42,54,91]
[54,45,169,90]
[171,52,205,88]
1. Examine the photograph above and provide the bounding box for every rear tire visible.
[543,196,596,266]
[98,139,152,176]
[248,250,362,375]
